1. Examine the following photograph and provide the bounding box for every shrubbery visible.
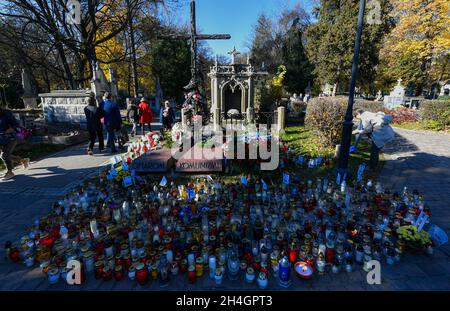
[353,100,385,113]
[383,107,418,124]
[305,97,388,148]
[420,100,450,131]
[305,97,347,148]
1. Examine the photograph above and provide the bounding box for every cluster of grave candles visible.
[6,174,429,288]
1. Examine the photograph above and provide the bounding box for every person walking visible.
[351,109,395,169]
[127,98,139,137]
[138,97,153,135]
[160,100,175,130]
[84,96,104,155]
[0,107,28,180]
[102,92,122,153]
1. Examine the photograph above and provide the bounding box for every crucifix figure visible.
[158,0,231,90]
[228,46,241,65]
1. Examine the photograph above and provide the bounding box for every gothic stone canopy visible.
[209,50,267,119]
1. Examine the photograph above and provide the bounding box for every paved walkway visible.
[0,127,449,290]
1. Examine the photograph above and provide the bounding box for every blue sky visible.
[170,0,314,57]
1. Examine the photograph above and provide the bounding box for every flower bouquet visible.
[397,225,432,252]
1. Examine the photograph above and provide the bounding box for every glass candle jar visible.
[214,268,223,285]
[84,251,95,273]
[245,267,256,283]
[94,261,104,279]
[209,256,216,278]
[151,263,158,280]
[278,256,291,288]
[180,259,188,273]
[188,265,196,283]
[170,262,179,276]
[257,272,268,289]
[128,265,136,280]
[114,265,124,281]
[102,266,113,281]
[48,267,60,284]
[316,253,326,274]
[135,263,149,285]
[195,257,204,277]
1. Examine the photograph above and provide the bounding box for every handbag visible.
[16,126,30,141]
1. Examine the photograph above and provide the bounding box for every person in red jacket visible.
[138,97,153,135]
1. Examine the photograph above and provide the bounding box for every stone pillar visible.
[214,107,221,131]
[181,108,188,130]
[276,106,286,134]
[246,107,254,124]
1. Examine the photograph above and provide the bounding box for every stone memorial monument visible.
[40,63,116,127]
[439,80,450,97]
[208,47,267,129]
[384,79,406,109]
[21,69,38,108]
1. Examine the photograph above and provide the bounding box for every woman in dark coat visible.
[160,100,175,130]
[84,97,104,155]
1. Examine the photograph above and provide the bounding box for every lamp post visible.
[337,0,366,176]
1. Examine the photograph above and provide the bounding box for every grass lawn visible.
[199,125,384,186]
[0,143,66,171]
[279,125,384,181]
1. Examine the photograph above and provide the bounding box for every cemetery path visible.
[0,127,449,290]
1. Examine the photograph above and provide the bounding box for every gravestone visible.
[440,80,450,96]
[322,83,333,96]
[175,145,223,173]
[131,149,172,173]
[384,79,405,109]
[21,69,38,108]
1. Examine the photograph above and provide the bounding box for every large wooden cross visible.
[158,0,231,89]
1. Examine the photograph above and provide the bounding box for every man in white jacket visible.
[351,109,395,169]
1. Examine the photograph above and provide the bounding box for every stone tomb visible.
[132,149,173,173]
[175,146,223,173]
[209,47,267,128]
[40,90,90,126]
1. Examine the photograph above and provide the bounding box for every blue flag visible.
[188,189,196,201]
[283,173,290,185]
[122,176,133,188]
[110,168,118,177]
[241,176,248,185]
[261,179,268,190]
[357,164,366,182]
[414,211,429,233]
[159,176,168,187]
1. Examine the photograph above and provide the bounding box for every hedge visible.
[420,100,450,131]
[305,97,387,148]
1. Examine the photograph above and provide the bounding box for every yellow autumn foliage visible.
[381,0,450,82]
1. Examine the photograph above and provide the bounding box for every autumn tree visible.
[378,0,450,94]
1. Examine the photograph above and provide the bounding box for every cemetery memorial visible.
[5,128,446,289]
[2,0,449,293]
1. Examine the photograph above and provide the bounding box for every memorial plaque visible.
[175,146,223,173]
[132,149,172,173]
